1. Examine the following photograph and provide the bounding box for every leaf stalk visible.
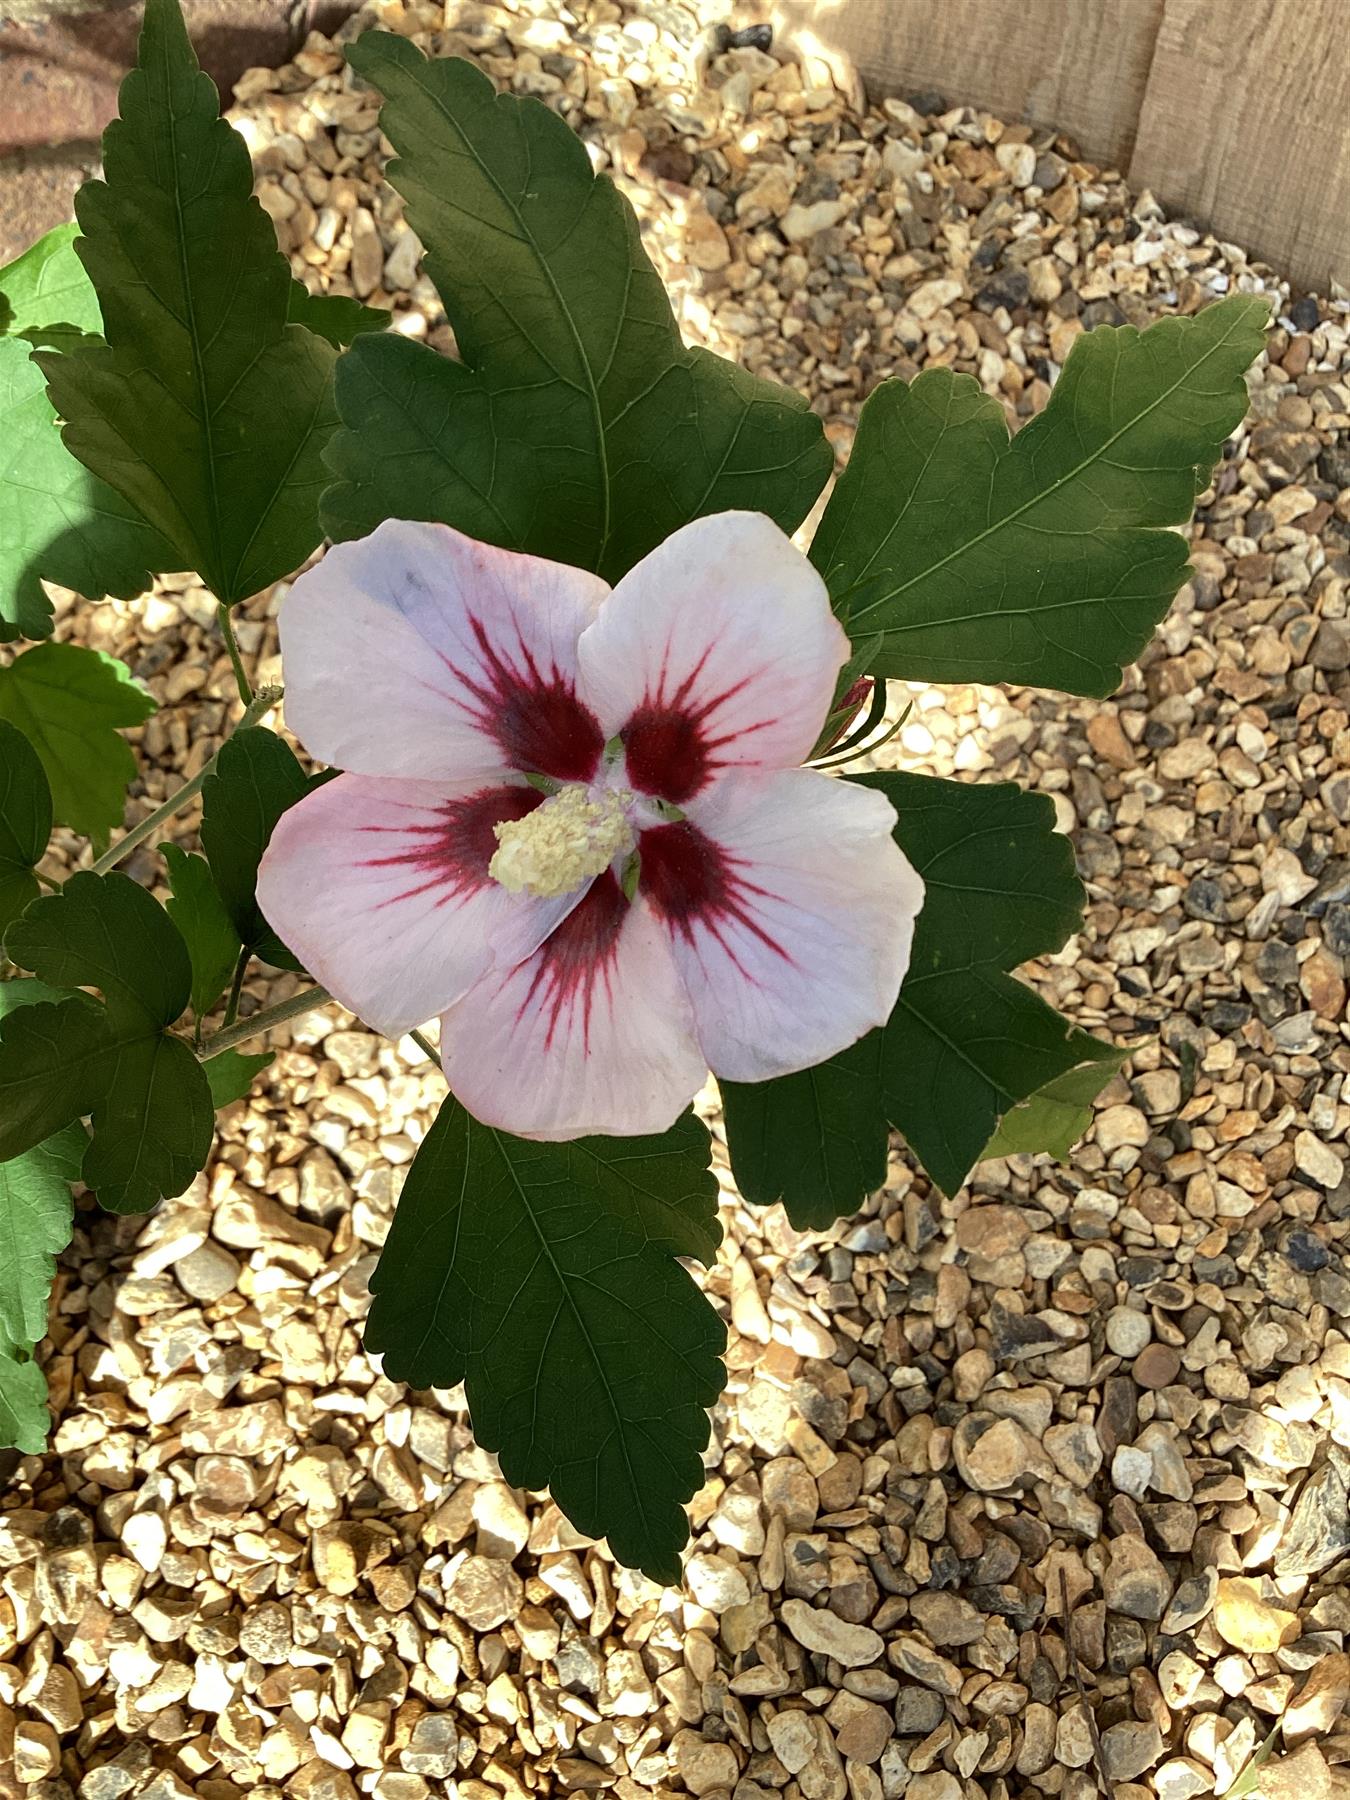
[199,983,332,1059]
[217,602,254,704]
[222,946,249,1030]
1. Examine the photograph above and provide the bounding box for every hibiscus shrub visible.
[0,0,1267,1575]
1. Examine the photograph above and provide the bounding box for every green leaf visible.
[0,976,71,1018]
[0,719,51,934]
[200,727,312,969]
[205,1048,273,1109]
[0,993,109,1163]
[814,295,1269,695]
[0,1345,50,1455]
[0,1124,82,1346]
[982,1037,1127,1161]
[0,221,101,343]
[81,1031,214,1214]
[9,867,190,1029]
[366,1101,725,1581]
[322,39,831,581]
[721,1034,889,1232]
[0,338,175,643]
[286,279,389,348]
[4,873,213,1213]
[0,641,155,846]
[35,0,339,606]
[723,772,1117,1210]
[161,843,242,1020]
[871,772,1109,1194]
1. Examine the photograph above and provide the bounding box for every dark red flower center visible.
[639,818,789,974]
[453,614,605,783]
[357,784,541,907]
[526,872,628,1050]
[617,646,771,807]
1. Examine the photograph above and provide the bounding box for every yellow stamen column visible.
[489,785,637,900]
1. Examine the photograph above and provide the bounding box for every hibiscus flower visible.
[256,512,924,1139]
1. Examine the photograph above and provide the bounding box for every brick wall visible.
[0,0,359,261]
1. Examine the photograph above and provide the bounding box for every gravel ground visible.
[4,2,1350,1798]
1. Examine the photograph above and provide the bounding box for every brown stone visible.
[1103,1534,1172,1621]
[1284,1653,1350,1744]
[954,1203,1030,1258]
[1256,1743,1350,1800]
[1132,1344,1182,1389]
[1086,711,1136,769]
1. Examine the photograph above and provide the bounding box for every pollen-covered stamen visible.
[489,783,636,900]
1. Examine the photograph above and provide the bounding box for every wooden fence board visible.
[1129,0,1350,293]
[771,0,1165,169]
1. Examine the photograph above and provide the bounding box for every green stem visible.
[199,984,332,1060]
[222,946,249,1029]
[89,685,281,877]
[218,601,253,705]
[409,1028,439,1063]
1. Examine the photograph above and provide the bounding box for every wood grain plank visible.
[770,0,1165,169]
[1130,0,1350,291]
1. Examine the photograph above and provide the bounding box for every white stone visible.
[1112,1445,1153,1499]
[1105,1307,1152,1358]
[1262,848,1318,905]
[767,1708,818,1774]
[780,1599,883,1667]
[994,141,1036,187]
[1295,1130,1344,1189]
[907,278,963,320]
[781,199,849,241]
[684,1553,750,1612]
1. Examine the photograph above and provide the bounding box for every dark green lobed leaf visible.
[721,1034,888,1232]
[0,994,110,1165]
[724,771,1120,1214]
[862,770,1116,1197]
[200,727,313,970]
[7,869,190,1029]
[81,1032,214,1215]
[36,0,339,606]
[322,39,832,581]
[3,875,214,1214]
[161,843,242,1021]
[0,720,52,934]
[814,295,1269,695]
[366,1101,725,1582]
[286,279,389,348]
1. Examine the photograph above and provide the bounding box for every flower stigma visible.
[489,783,637,899]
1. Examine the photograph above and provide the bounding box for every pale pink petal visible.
[256,773,578,1038]
[281,519,610,782]
[576,511,849,804]
[437,876,708,1140]
[640,770,923,1081]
